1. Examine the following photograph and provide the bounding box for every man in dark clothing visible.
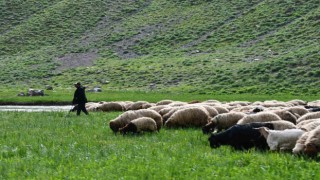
[72,82,89,116]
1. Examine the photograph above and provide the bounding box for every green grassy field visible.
[1,111,319,179]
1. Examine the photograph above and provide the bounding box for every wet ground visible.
[0,105,74,112]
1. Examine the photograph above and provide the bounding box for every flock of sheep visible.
[83,99,320,157]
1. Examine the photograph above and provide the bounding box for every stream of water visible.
[0,105,74,112]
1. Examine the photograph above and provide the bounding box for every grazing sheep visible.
[292,131,310,154]
[304,126,320,157]
[237,112,282,125]
[202,112,247,134]
[271,110,297,124]
[156,100,174,106]
[97,102,124,112]
[165,107,210,128]
[257,127,305,151]
[212,106,230,114]
[285,106,309,116]
[109,109,163,133]
[208,123,275,150]
[268,121,297,130]
[147,105,171,113]
[126,101,152,110]
[119,117,158,134]
[298,120,320,132]
[297,119,320,128]
[287,99,307,106]
[297,112,320,124]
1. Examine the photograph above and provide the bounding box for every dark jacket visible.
[72,86,88,104]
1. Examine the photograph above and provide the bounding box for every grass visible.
[1,111,319,179]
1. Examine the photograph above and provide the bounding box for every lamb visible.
[109,109,163,133]
[202,112,247,134]
[208,122,275,150]
[165,107,210,128]
[119,117,158,134]
[257,127,305,151]
[297,112,320,124]
[237,112,282,125]
[304,125,320,157]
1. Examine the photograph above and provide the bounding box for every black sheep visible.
[208,122,275,150]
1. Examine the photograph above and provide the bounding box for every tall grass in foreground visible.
[1,111,319,179]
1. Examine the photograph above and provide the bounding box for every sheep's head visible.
[304,143,319,157]
[109,121,119,133]
[208,134,221,148]
[202,121,215,134]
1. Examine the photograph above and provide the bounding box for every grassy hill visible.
[1,0,319,95]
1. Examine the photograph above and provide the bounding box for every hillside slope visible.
[0,0,319,95]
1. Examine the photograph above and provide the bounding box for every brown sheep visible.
[165,107,210,128]
[237,112,282,125]
[119,117,158,134]
[109,109,163,133]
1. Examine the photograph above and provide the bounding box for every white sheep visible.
[165,107,210,128]
[119,117,158,134]
[297,112,320,124]
[126,101,152,110]
[109,109,163,133]
[237,112,282,125]
[202,112,247,134]
[297,119,320,128]
[257,127,305,151]
[298,120,320,132]
[271,110,297,124]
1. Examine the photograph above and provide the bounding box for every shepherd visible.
[72,82,89,116]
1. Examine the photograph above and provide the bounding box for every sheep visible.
[257,127,305,151]
[165,107,210,128]
[119,117,158,134]
[297,112,320,124]
[208,122,275,150]
[162,105,218,123]
[212,106,230,114]
[297,119,320,129]
[147,105,171,113]
[271,110,297,124]
[202,112,247,134]
[298,120,320,132]
[237,112,282,125]
[126,101,152,110]
[268,121,297,130]
[285,106,309,117]
[292,131,310,154]
[96,102,124,112]
[109,109,163,133]
[304,126,320,157]
[287,99,307,106]
[156,100,174,106]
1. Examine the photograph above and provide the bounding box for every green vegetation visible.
[1,111,319,179]
[0,0,319,95]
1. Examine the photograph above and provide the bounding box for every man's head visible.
[74,82,81,88]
